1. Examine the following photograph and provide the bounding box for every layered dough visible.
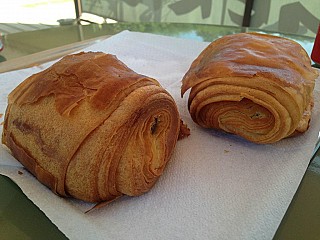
[181,33,318,144]
[2,52,182,203]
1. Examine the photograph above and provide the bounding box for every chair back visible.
[249,1,319,37]
[75,0,252,27]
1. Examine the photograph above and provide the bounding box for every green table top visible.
[0,22,319,240]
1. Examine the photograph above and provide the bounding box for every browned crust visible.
[2,52,181,203]
[181,33,318,144]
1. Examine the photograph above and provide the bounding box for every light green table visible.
[0,22,319,239]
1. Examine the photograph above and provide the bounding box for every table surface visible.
[0,22,319,240]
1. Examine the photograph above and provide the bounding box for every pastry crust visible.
[2,52,181,203]
[181,33,318,144]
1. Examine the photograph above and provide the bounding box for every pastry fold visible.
[181,33,318,144]
[2,52,181,203]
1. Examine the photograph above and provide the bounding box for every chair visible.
[247,0,319,37]
[74,0,253,27]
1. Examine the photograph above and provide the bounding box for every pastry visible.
[2,52,184,203]
[181,33,318,144]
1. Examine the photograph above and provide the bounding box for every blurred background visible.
[0,0,319,37]
[0,0,76,34]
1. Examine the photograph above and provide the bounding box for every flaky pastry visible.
[2,52,184,203]
[181,33,318,143]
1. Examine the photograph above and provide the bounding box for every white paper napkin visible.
[0,31,319,240]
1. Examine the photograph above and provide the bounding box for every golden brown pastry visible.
[181,32,318,144]
[2,52,182,203]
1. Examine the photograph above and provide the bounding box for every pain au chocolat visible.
[2,52,184,203]
[181,33,318,144]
